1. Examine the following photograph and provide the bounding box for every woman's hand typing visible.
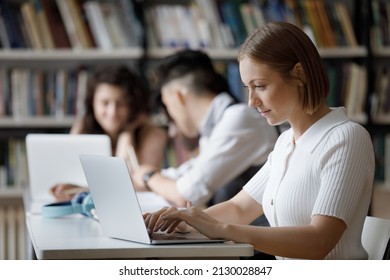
[143,201,227,240]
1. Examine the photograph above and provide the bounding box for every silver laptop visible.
[79,154,224,245]
[26,134,111,202]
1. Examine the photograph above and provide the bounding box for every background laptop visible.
[26,134,111,202]
[79,154,224,245]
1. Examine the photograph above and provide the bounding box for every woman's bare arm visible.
[146,191,346,259]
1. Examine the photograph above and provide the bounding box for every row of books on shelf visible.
[0,67,91,119]
[0,139,28,190]
[373,133,390,184]
[143,0,360,50]
[325,61,368,122]
[145,0,358,50]
[0,60,368,122]
[0,62,244,119]
[371,0,390,48]
[0,0,358,51]
[0,0,142,50]
[371,65,390,122]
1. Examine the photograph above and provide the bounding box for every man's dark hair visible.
[156,49,237,101]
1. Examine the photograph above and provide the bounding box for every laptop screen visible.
[26,134,111,201]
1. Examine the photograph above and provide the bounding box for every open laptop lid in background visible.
[26,134,111,202]
[79,154,224,245]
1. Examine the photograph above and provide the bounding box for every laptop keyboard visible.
[150,232,189,240]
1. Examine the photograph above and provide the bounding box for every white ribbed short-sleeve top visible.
[244,107,375,259]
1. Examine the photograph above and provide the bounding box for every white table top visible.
[24,191,253,260]
[26,214,254,259]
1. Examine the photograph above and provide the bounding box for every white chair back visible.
[361,216,390,260]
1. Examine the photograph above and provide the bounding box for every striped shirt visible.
[244,107,375,259]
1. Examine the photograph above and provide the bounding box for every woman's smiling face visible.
[239,56,303,126]
[93,83,130,136]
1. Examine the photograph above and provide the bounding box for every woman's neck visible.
[291,105,331,141]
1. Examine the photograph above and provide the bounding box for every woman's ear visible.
[293,63,306,86]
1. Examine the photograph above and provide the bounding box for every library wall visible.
[1,0,390,258]
[1,0,370,187]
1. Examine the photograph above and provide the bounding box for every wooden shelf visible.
[1,48,239,61]
[318,46,368,58]
[0,46,367,62]
[147,48,239,60]
[0,117,75,128]
[372,48,390,57]
[371,114,390,125]
[146,46,368,60]
[0,48,143,62]
[0,188,24,206]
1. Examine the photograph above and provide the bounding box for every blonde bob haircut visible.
[238,21,329,115]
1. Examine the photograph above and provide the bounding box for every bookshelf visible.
[0,1,370,177]
[1,0,385,258]
[0,0,147,193]
[0,0,370,174]
[367,0,390,191]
